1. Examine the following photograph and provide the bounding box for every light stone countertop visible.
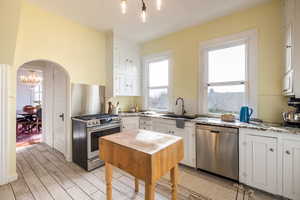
[118,112,300,135]
[192,117,300,135]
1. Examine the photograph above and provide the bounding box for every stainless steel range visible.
[72,114,121,171]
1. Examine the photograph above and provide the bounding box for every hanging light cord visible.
[141,0,146,12]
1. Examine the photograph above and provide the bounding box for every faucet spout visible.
[175,97,185,115]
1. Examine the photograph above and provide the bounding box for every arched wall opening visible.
[16,60,72,161]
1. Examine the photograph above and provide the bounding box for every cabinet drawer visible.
[140,125,152,130]
[140,118,152,126]
[122,117,139,124]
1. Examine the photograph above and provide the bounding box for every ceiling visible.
[27,0,270,42]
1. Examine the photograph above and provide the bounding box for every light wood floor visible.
[0,143,278,200]
[0,143,175,200]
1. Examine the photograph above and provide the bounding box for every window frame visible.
[199,30,258,117]
[33,83,42,105]
[143,51,173,112]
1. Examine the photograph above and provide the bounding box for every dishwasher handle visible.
[210,130,220,134]
[196,124,238,135]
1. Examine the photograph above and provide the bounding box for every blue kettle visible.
[239,106,253,123]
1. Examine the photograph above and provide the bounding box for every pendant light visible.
[141,0,147,23]
[120,0,163,23]
[156,0,162,10]
[20,70,42,87]
[120,0,127,14]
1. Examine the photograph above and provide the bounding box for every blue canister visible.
[239,106,253,123]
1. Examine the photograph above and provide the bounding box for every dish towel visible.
[176,118,185,129]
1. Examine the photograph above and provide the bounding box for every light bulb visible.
[156,0,162,10]
[141,10,146,23]
[141,2,147,23]
[120,0,127,14]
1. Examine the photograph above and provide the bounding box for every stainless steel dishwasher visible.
[196,124,239,181]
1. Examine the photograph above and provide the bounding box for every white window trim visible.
[199,30,258,117]
[142,51,173,112]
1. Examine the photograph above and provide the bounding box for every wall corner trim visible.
[0,64,9,185]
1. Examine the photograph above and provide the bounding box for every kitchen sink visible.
[161,114,197,120]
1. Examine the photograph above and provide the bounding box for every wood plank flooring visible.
[0,143,278,200]
[1,143,168,200]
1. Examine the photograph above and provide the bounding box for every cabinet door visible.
[283,140,300,199]
[285,24,293,73]
[284,0,296,25]
[283,70,293,96]
[173,128,188,165]
[153,123,171,134]
[245,135,278,194]
[122,117,139,131]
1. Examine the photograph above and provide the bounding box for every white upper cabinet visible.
[283,0,300,96]
[106,32,141,97]
[283,139,300,199]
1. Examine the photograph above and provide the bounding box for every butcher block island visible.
[99,129,184,200]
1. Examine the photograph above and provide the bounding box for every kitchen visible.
[0,0,299,200]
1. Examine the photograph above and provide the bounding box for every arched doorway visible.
[16,60,71,160]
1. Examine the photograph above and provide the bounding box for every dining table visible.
[99,129,184,200]
[17,111,37,117]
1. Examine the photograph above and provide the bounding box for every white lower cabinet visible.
[121,117,139,131]
[240,128,300,199]
[152,119,196,168]
[244,135,278,194]
[283,139,300,199]
[173,126,196,167]
[139,117,153,130]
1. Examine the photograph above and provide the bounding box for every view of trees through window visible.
[207,44,246,114]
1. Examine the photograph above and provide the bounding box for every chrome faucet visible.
[175,97,186,115]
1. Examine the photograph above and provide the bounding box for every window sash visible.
[144,54,171,111]
[203,43,249,116]
[148,87,169,111]
[199,30,257,117]
[207,84,246,115]
[207,81,246,87]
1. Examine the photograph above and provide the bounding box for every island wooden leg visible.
[105,162,113,200]
[170,165,178,200]
[134,178,139,193]
[145,182,155,200]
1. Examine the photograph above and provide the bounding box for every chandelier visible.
[120,0,162,23]
[20,70,42,87]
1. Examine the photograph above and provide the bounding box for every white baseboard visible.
[6,174,18,183]
[0,174,18,185]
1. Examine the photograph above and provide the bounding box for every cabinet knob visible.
[286,45,292,48]
[269,148,274,152]
[286,150,291,155]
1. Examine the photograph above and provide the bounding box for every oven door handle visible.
[87,124,121,133]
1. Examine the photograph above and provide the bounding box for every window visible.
[201,31,257,116]
[144,54,171,111]
[33,83,42,106]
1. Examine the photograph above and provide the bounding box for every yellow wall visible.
[0,0,20,65]
[5,1,140,180]
[14,1,106,84]
[141,0,287,123]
